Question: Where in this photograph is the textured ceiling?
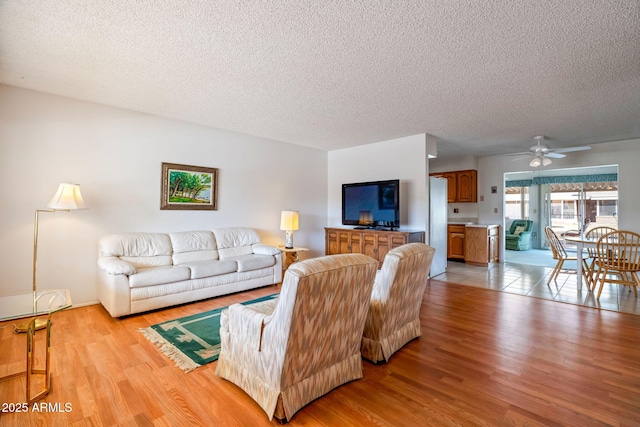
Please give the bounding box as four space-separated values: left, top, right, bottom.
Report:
1 1 639 157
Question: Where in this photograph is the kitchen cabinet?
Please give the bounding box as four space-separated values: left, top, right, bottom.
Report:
447 224 466 260
430 169 477 203
464 225 500 266
325 227 425 268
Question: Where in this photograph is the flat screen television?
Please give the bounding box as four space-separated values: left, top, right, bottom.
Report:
342 179 400 229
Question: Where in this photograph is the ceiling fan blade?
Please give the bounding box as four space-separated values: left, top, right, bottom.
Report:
501 151 531 157
545 152 566 159
553 145 591 153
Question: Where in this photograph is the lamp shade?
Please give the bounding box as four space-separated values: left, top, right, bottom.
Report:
529 156 542 168
280 210 299 231
47 183 87 210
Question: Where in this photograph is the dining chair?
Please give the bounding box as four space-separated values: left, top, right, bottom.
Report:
544 226 590 287
594 230 640 299
583 226 617 290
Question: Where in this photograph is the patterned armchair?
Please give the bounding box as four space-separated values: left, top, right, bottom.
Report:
361 243 435 363
505 219 534 251
215 253 378 422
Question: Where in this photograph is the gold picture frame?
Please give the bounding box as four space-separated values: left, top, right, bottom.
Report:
160 162 218 210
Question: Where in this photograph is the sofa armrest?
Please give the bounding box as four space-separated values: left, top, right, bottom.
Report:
97 256 137 275
252 243 281 256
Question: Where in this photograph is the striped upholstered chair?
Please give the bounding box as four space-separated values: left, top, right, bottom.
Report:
215 253 378 423
361 243 435 363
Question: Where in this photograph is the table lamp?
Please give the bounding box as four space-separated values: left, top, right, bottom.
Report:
280 210 299 249
16 183 87 332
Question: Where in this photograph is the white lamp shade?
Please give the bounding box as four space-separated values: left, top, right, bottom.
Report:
280 210 299 231
542 156 553 166
529 156 542 167
47 183 87 210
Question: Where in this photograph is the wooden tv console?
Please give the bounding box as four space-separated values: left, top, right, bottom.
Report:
325 227 425 267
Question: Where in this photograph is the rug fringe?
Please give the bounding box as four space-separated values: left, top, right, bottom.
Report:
139 327 201 373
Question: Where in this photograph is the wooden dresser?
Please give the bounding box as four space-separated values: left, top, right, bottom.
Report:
325 227 425 267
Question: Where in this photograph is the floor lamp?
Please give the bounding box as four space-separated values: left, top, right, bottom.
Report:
16 183 87 332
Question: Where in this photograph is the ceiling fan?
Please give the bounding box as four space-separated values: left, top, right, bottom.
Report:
515 136 591 167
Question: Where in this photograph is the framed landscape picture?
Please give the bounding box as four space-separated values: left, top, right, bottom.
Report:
160 162 218 210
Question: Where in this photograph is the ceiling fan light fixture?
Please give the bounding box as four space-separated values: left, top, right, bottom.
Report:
529 156 542 167
542 156 552 166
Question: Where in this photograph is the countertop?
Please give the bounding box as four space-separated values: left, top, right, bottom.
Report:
448 222 500 228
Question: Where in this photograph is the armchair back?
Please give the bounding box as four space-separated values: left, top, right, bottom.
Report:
216 253 378 422
361 243 435 362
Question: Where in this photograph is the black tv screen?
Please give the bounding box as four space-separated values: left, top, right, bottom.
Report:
342 179 400 228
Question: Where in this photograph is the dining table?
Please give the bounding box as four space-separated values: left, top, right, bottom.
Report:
564 234 599 290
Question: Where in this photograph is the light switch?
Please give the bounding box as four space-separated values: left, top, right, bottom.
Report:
494 208 498 213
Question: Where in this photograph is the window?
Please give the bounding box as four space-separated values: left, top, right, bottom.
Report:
505 186 529 219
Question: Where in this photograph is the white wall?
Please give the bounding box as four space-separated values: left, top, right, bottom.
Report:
0 85 327 306
327 134 428 231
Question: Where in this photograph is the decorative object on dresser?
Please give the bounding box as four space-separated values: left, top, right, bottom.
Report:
361 243 436 363
215 253 378 423
18 183 86 332
324 227 425 268
280 210 299 248
160 162 218 210
97 228 282 317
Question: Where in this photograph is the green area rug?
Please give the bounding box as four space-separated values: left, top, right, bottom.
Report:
140 293 279 372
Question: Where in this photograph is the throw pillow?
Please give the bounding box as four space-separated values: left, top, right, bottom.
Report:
513 225 525 236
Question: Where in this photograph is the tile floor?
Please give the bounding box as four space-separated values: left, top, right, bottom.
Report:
434 260 640 315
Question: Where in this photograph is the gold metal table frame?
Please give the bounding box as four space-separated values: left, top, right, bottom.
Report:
1 316 53 403
0 289 71 403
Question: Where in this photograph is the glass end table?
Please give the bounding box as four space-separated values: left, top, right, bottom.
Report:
0 289 71 403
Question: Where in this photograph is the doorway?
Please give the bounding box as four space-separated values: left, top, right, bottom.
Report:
504 165 618 264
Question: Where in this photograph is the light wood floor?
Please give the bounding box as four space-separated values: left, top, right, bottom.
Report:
2 278 640 426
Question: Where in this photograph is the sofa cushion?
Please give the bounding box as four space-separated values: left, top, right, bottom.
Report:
129 266 191 288
170 230 219 264
100 232 173 268
182 259 238 279
213 227 260 259
229 254 277 272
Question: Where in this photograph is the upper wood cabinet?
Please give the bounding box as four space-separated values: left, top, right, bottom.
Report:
430 169 477 203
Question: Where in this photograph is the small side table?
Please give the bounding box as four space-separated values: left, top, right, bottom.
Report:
0 289 71 403
278 246 310 273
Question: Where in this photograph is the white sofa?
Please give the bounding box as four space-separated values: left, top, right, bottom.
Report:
97 227 282 317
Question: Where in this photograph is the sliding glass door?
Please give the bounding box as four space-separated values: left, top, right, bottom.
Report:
505 166 618 254
542 178 618 249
